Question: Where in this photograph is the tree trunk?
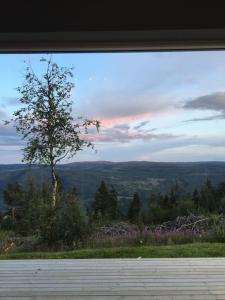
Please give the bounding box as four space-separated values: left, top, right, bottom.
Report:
51 163 57 207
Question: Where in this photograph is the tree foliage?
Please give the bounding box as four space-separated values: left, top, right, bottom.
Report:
4 182 24 207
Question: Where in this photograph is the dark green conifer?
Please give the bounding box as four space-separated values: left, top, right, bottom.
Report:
93 181 109 219
127 192 142 224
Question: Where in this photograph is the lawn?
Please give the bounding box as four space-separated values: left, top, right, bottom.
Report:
1 243 225 259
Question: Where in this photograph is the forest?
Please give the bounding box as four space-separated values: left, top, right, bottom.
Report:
1 177 225 254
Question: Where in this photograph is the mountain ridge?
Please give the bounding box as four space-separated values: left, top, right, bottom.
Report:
1 161 225 210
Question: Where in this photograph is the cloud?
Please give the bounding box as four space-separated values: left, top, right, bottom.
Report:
129 134 225 162
0 109 7 119
113 123 130 131
184 114 225 122
0 96 19 108
0 124 23 146
133 120 151 130
183 92 225 112
0 125 16 136
182 92 225 122
86 123 178 143
100 113 155 128
151 135 225 153
76 86 171 124
89 133 225 163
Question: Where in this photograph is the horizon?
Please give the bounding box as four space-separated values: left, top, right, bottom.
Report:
1 51 225 163
1 160 225 166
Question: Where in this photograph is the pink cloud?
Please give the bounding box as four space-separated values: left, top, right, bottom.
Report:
100 112 156 128
83 126 178 144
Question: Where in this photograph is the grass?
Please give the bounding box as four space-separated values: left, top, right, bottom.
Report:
1 243 225 259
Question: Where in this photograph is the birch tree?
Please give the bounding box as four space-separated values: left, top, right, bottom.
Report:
7 58 100 206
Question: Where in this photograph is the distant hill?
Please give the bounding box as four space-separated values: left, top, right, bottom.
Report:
1 161 225 210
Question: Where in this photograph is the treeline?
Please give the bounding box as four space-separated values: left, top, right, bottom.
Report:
1 178 225 247
91 178 225 224
146 179 225 224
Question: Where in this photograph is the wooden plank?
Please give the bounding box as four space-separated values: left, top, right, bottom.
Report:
2 296 225 300
1 259 225 299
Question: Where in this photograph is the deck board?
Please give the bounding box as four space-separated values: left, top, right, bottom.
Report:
1 258 225 299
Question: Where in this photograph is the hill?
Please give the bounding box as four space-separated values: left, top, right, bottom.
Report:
1 161 225 210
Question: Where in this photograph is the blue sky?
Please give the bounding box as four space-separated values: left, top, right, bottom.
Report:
1 51 225 163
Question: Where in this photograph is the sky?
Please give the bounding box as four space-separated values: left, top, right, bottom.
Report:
1 51 225 163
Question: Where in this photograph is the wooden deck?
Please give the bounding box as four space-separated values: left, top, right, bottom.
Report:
1 258 225 299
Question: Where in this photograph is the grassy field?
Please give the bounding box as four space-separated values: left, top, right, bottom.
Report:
1 243 225 259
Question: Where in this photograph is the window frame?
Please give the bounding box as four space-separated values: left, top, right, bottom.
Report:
1 29 225 53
